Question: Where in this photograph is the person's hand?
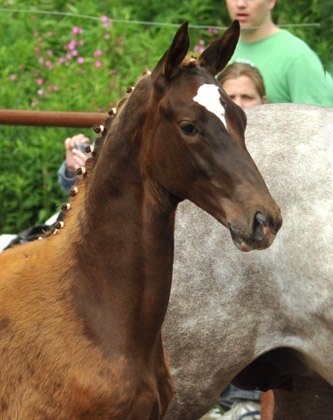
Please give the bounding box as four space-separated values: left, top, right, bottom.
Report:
64 134 90 176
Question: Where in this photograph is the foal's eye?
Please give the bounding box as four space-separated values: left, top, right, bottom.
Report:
180 123 197 136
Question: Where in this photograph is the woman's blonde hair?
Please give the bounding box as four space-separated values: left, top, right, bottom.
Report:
218 62 266 99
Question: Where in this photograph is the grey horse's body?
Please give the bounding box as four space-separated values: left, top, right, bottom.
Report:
163 104 333 419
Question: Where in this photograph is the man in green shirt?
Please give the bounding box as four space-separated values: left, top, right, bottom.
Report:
225 0 333 106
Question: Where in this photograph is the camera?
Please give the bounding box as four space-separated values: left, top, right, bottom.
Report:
74 143 89 155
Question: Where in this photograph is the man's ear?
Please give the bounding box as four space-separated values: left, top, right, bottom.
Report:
269 0 277 11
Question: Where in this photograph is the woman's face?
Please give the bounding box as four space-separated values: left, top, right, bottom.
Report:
222 75 266 108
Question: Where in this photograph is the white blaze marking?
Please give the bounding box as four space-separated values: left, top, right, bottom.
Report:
193 84 227 128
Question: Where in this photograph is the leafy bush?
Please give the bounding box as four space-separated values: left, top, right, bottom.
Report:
0 0 331 233
0 124 89 232
0 1 186 233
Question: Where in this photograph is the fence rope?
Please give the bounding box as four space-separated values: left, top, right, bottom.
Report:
0 8 321 30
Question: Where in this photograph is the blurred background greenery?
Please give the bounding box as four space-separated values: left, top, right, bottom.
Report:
0 0 332 233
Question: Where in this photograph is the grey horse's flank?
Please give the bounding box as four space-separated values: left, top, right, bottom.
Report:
163 103 333 420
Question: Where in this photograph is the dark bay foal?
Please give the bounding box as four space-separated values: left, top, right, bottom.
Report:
0 21 281 419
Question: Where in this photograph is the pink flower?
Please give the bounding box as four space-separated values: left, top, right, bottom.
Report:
47 49 53 56
71 50 78 57
58 57 66 64
194 40 205 53
208 27 218 34
37 89 45 96
77 57 84 64
78 40 85 46
71 26 83 35
68 40 77 50
37 78 44 86
9 74 16 81
38 57 44 63
95 60 102 67
45 60 53 69
194 46 205 53
66 52 73 59
101 15 111 28
93 50 103 57
104 33 110 40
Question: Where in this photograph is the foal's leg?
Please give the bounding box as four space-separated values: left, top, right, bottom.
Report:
273 375 333 420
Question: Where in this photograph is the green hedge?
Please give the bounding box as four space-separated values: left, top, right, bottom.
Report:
1 0 332 233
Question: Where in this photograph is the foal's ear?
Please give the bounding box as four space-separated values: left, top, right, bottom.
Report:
198 20 240 76
152 21 190 84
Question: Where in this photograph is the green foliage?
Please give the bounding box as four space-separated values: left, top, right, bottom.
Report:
0 125 87 232
0 0 331 233
273 0 333 73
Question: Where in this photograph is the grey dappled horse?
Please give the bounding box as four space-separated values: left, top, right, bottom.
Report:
163 103 333 420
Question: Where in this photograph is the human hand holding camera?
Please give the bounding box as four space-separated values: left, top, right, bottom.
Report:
64 134 90 177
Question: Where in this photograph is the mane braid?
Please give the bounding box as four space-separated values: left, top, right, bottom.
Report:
52 94 131 228
90 96 129 165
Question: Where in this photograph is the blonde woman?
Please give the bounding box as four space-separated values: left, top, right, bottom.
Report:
218 62 267 108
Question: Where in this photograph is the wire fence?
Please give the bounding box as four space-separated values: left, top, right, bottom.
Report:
0 7 321 30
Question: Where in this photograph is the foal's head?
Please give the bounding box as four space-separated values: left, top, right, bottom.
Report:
107 21 282 251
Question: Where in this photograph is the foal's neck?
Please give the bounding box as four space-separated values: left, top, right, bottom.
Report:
64 112 176 357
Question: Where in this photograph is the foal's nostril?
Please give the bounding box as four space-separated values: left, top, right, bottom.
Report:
273 217 283 235
255 212 268 227
253 212 268 241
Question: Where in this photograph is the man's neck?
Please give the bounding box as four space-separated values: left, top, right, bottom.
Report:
240 22 280 43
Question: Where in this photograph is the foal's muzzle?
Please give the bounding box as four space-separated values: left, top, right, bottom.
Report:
229 211 282 252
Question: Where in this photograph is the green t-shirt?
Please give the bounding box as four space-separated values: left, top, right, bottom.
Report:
230 30 333 106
